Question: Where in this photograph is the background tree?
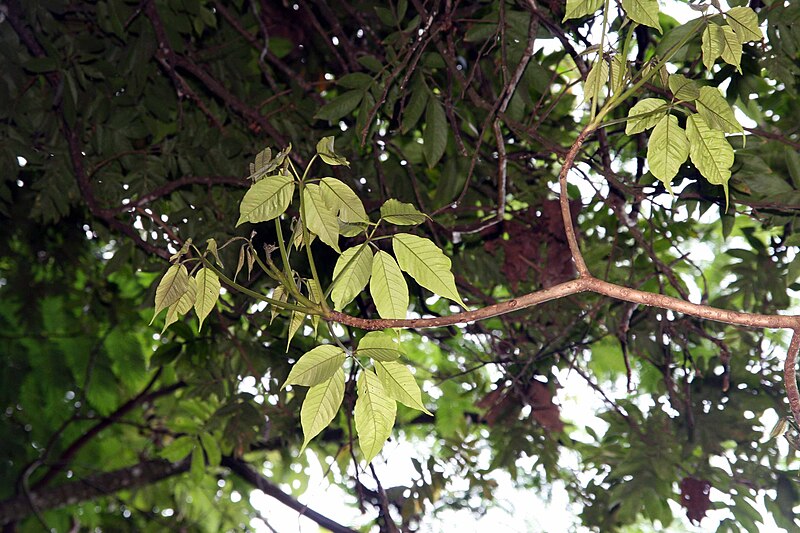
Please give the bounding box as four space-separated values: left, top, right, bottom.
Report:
2 0 800 531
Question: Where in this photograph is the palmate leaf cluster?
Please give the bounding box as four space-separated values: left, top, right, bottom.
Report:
2 0 800 531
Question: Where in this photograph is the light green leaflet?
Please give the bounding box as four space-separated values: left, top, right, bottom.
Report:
282 345 346 388
668 74 699 102
300 368 345 452
355 370 397 463
647 114 689 194
726 7 761 44
159 435 195 462
287 311 305 350
319 177 368 224
696 86 742 134
199 433 221 467
686 114 734 201
423 98 447 168
236 172 295 226
702 23 724 70
330 244 374 310
307 278 323 334
380 199 427 225
720 25 743 72
610 55 626 96
163 276 196 333
206 238 223 267
357 331 403 362
370 250 408 319
583 59 608 104
303 183 340 253
375 361 432 415
316 136 350 167
270 285 287 324
621 0 661 32
194 268 220 330
393 234 465 307
625 98 667 135
563 0 602 21
151 263 189 324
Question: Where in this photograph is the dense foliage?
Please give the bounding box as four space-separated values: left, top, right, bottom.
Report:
2 0 800 531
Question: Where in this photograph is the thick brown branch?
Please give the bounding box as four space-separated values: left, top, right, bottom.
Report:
558 127 592 277
784 330 800 426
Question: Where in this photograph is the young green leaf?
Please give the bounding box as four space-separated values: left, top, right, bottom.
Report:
303 183 340 253
307 278 323 334
647 114 689 194
719 25 743 72
151 264 190 325
163 276 196 333
686 114 734 202
380 199 427 225
423 98 447 169
282 345 346 389
300 368 345 452
375 361 432 415
726 7 761 43
237 172 295 226
316 136 350 167
583 58 609 104
357 331 403 362
701 23 724 70
160 435 195 462
330 244 374 311
170 238 192 263
563 0 602 21
610 55 627 95
206 238 223 267
194 268 221 330
696 86 742 133
319 177 368 224
190 446 205 480
287 311 305 350
625 98 668 135
621 0 661 32
270 285 288 324
355 369 397 463
393 233 465 308
314 90 364 122
199 433 221 467
668 74 700 101
370 250 408 320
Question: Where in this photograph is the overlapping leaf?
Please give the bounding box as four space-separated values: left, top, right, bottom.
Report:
355 370 397 463
423 98 447 168
357 331 403 362
686 114 734 200
237 172 295 226
621 0 661 32
330 244 374 310
151 264 190 324
647 115 689 194
194 268 220 330
303 183 340 252
583 59 609 103
726 7 761 43
282 345 346 388
625 98 667 135
380 199 427 225
375 361 432 415
702 23 724 70
696 86 742 134
563 0 602 21
370 251 408 319
300 368 345 452
319 177 368 224
393 234 465 308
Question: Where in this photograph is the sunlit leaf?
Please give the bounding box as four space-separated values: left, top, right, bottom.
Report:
696 86 742 133
621 0 661 32
370 251 408 320
686 114 734 203
647 114 689 194
726 7 761 43
393 234 465 307
236 172 295 226
583 58 609 103
303 183 340 253
355 369 397 463
151 264 190 325
668 74 699 101
300 368 345 452
316 136 350 167
163 276 196 333
330 244 374 311
282 345 346 389
194 268 221 330
563 0 602 21
380 199 427 225
160 435 195 462
625 98 668 135
375 361 432 415
702 23 724 70
199 433 221 467
719 25 743 72
319 177 368 224
357 331 403 362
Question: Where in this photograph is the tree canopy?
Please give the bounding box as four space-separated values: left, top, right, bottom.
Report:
2 0 800 531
